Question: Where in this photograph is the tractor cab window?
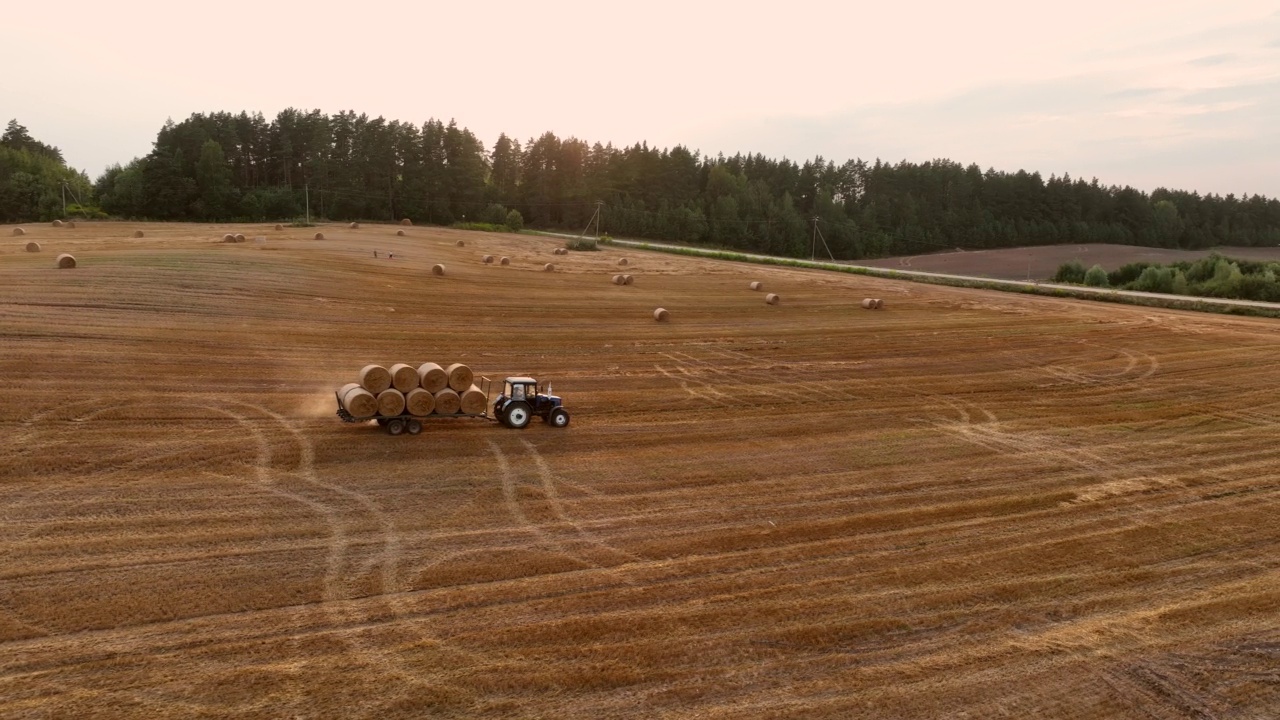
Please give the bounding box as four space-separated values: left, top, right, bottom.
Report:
511 384 525 401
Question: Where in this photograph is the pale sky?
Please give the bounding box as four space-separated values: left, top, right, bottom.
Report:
4 1 1278 197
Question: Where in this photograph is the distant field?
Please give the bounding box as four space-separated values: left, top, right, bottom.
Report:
861 243 1280 281
2 222 1279 718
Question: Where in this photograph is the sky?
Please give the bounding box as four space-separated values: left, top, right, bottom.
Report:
3 0 1278 197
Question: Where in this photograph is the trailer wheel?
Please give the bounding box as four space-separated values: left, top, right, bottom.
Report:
504 402 532 429
386 418 405 435
407 419 422 435
548 408 570 428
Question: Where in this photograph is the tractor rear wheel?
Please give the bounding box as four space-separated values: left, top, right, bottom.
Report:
386 418 405 435
548 408 570 428
504 402 532 429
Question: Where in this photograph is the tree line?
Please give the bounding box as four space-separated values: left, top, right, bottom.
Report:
7 111 1280 259
0 120 93 223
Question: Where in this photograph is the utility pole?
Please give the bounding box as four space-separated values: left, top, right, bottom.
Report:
305 184 310 225
61 182 66 217
595 201 604 239
811 216 820 261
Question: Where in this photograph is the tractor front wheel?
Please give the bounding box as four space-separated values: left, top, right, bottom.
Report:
548 408 570 428
504 402 532 429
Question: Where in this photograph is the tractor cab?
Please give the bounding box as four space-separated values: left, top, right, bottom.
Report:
493 376 570 429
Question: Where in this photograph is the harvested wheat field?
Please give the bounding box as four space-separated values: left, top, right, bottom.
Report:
1 221 1279 718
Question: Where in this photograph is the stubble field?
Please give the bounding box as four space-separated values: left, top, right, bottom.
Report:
1 222 1278 718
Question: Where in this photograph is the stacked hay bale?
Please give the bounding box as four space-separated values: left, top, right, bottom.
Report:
338 361 488 420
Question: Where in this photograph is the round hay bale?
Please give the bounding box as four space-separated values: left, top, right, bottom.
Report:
653 307 669 322
874 298 884 309
623 274 634 285
455 239 465 247
400 218 412 226
339 382 362 399
314 232 325 240
56 253 76 269
861 298 875 309
52 219 63 228
749 281 763 291
222 233 236 242
234 233 246 242
13 228 25 236
612 274 623 285
133 230 144 238
405 387 435 416
618 258 629 266
67 221 76 229
544 263 555 272
341 385 378 418
24 241 40 252
433 388 461 415
349 222 360 229
500 256 510 266
459 384 487 415
388 363 419 393
765 293 780 305
377 388 406 417
417 362 448 393
432 264 446 276
274 224 283 231
444 363 474 393
358 364 392 394
396 229 406 236
483 255 494 264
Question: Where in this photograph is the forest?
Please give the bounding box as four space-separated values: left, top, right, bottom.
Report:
5 111 1280 260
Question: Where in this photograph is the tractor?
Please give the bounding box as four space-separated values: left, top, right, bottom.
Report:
493 377 570 429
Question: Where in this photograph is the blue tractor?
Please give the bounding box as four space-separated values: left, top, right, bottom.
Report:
493 377 570 429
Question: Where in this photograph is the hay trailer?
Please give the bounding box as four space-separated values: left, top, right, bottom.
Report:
336 376 571 435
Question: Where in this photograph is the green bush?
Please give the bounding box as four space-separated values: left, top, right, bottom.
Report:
1084 265 1109 287
1052 260 1086 283
452 221 510 232
505 209 523 232
565 236 599 251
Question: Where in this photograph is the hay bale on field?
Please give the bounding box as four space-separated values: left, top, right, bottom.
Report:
483 255 494 264
349 222 360 229
314 232 325 240
25 241 40 252
234 233 246 242
433 388 461 415
623 274 634 285
133 230 144 238
377 388 406 417
765 293 780 305
274 224 283 231
874 298 884 309
455 239 465 247
52 220 63 227
388 363 419 393
612 274 623 285
56 253 76 268
340 384 378 418
432 264 446 276
222 233 236 242
544 263 555 271
417 362 447 393
861 298 875 309
445 363 473 392
396 229 405 236
500 256 510 265
459 384 487 415
618 258 629 266
359 364 392 394
401 218 412 226
749 281 763 291
67 221 76 229
13 228 25 236
653 307 669 321
405 387 435 416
